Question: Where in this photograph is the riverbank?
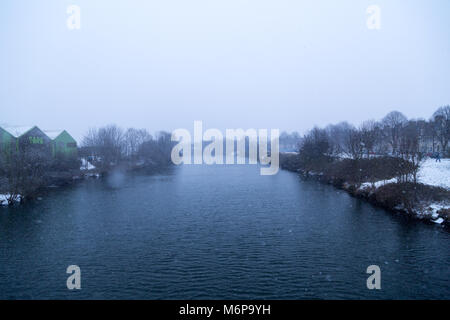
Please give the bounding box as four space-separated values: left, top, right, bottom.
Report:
280 153 450 227
2 164 449 299
0 170 97 206
0 157 172 206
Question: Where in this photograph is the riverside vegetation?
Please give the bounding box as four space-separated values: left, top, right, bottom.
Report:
280 107 450 226
0 125 174 205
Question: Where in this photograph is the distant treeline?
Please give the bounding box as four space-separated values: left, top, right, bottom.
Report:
283 106 449 183
0 125 175 204
80 125 175 172
297 105 449 164
279 132 302 152
0 137 80 204
280 106 450 217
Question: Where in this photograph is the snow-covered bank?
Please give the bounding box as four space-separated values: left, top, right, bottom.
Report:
0 194 22 206
280 152 450 227
359 178 397 190
355 158 450 191
291 164 450 226
344 181 449 225
418 158 450 189
80 158 96 171
355 158 450 223
423 204 449 224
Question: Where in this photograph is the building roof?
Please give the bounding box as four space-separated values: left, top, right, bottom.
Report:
0 126 75 142
43 130 64 140
1 126 35 138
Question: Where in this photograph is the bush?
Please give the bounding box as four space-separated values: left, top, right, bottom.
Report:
315 156 413 185
374 183 450 212
279 153 302 172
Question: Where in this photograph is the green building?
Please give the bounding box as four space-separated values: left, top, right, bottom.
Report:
0 126 16 157
0 126 78 160
45 130 78 158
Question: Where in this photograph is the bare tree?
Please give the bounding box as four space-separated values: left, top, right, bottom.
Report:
345 128 364 160
137 131 175 167
398 120 425 183
2 149 51 203
360 120 380 158
279 131 302 152
298 127 333 173
81 125 125 169
123 128 152 159
432 105 450 156
325 122 354 156
382 111 407 155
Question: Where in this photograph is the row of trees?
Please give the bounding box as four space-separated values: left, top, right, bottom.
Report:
0 150 49 204
302 106 449 159
297 106 449 184
80 125 174 171
0 144 79 204
279 131 302 152
0 124 174 203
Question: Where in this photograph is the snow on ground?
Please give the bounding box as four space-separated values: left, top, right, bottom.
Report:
418 158 450 190
432 218 444 224
80 158 96 171
336 153 353 159
0 195 7 206
428 203 448 219
0 194 22 206
358 158 449 191
360 178 397 190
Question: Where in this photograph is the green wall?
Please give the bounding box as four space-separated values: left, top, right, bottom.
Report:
0 127 78 161
0 127 16 156
52 131 78 158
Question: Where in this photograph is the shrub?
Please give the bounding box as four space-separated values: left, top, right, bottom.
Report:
374 183 450 213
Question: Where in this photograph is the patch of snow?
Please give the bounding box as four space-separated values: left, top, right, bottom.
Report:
426 203 449 219
432 218 444 224
418 158 450 190
1 126 34 138
359 178 397 190
429 203 448 215
335 153 353 159
43 130 64 140
417 202 449 220
85 172 100 178
0 194 22 206
80 158 96 171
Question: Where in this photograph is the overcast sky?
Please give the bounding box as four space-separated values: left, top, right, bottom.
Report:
1 0 449 141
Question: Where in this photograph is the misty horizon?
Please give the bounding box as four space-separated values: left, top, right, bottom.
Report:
1 0 449 142
1 0 449 303
0 107 444 144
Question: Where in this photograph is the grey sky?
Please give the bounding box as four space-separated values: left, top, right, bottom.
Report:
1 0 449 142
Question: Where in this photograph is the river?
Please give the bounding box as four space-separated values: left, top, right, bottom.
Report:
0 165 449 299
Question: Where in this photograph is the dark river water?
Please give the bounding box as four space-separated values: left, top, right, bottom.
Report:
0 165 449 299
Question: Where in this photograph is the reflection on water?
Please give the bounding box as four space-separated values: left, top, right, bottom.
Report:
0 165 449 299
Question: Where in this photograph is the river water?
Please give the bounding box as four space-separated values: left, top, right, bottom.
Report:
0 165 449 299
